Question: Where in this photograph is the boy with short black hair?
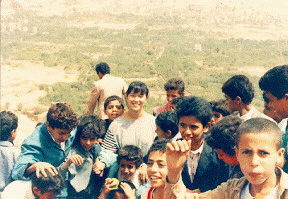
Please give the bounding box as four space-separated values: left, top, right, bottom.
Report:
0 111 20 192
209 99 231 125
206 115 243 178
2 168 64 199
155 111 178 139
176 96 229 192
259 65 288 171
222 75 272 121
108 145 148 198
153 78 185 116
165 118 288 198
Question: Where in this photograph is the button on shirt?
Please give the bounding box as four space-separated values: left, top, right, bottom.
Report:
187 143 204 183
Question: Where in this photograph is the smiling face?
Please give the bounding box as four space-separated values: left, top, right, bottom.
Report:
146 151 168 188
126 91 147 112
105 100 124 121
80 132 99 151
235 132 284 188
119 159 137 180
178 116 209 150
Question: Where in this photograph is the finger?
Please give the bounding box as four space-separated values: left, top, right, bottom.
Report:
166 142 174 152
36 167 41 178
171 140 180 151
40 167 48 177
50 165 58 175
46 166 56 176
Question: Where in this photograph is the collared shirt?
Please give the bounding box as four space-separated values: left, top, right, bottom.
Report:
187 142 204 182
0 141 20 191
240 182 278 199
278 118 288 135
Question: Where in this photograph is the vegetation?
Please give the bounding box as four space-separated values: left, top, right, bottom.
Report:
2 11 288 115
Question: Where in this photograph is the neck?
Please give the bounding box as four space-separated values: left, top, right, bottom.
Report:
250 172 278 198
153 186 164 199
191 139 204 151
126 109 145 120
239 104 253 116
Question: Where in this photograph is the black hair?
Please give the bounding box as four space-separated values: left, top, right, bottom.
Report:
171 96 185 107
104 95 124 110
164 78 185 94
155 111 178 138
236 118 282 149
146 139 170 160
209 100 231 116
117 145 143 168
222 75 254 104
259 65 288 99
176 96 212 126
95 62 110 74
47 103 78 131
31 168 64 194
126 81 149 97
0 111 18 141
206 116 243 156
73 115 105 146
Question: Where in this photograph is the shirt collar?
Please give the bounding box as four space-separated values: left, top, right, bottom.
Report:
191 141 204 155
0 140 14 147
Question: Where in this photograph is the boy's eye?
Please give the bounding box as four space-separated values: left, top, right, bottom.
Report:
116 105 122 110
242 150 251 154
179 123 186 127
146 161 153 166
259 150 269 156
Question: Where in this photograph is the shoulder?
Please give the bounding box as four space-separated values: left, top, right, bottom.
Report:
140 186 154 199
2 180 32 198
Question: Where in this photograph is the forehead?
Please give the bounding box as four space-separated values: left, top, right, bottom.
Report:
120 159 136 166
81 132 96 138
178 116 203 126
148 151 166 161
238 132 278 151
166 90 181 96
107 100 122 106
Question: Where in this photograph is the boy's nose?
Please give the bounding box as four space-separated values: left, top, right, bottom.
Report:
250 154 260 166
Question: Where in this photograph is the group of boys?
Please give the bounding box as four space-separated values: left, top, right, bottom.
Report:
1 64 288 199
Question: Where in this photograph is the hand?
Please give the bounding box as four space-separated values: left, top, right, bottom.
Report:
31 162 58 178
102 178 119 195
93 158 105 176
138 163 148 184
120 182 136 199
68 154 84 165
166 139 191 183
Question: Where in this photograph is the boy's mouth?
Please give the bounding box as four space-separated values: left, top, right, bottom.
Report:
248 172 262 178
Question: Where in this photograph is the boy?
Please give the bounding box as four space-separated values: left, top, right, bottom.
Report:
108 145 148 198
103 95 125 132
153 78 185 116
259 65 288 170
99 178 136 199
222 75 272 121
12 103 78 197
206 115 243 178
0 111 20 191
2 168 64 199
87 62 127 119
176 96 229 192
209 100 231 125
155 111 178 139
164 118 288 198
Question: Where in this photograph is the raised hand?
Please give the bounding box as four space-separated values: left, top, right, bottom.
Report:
166 139 191 183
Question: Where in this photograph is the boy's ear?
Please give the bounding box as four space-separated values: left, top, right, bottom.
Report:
9 129 17 141
235 96 242 104
166 130 172 138
276 148 285 167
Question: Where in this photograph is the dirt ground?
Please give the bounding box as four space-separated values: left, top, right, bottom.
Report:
1 61 78 146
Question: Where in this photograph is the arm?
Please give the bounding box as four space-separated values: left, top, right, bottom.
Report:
87 84 100 115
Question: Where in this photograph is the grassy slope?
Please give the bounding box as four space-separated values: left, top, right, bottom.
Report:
2 12 288 115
